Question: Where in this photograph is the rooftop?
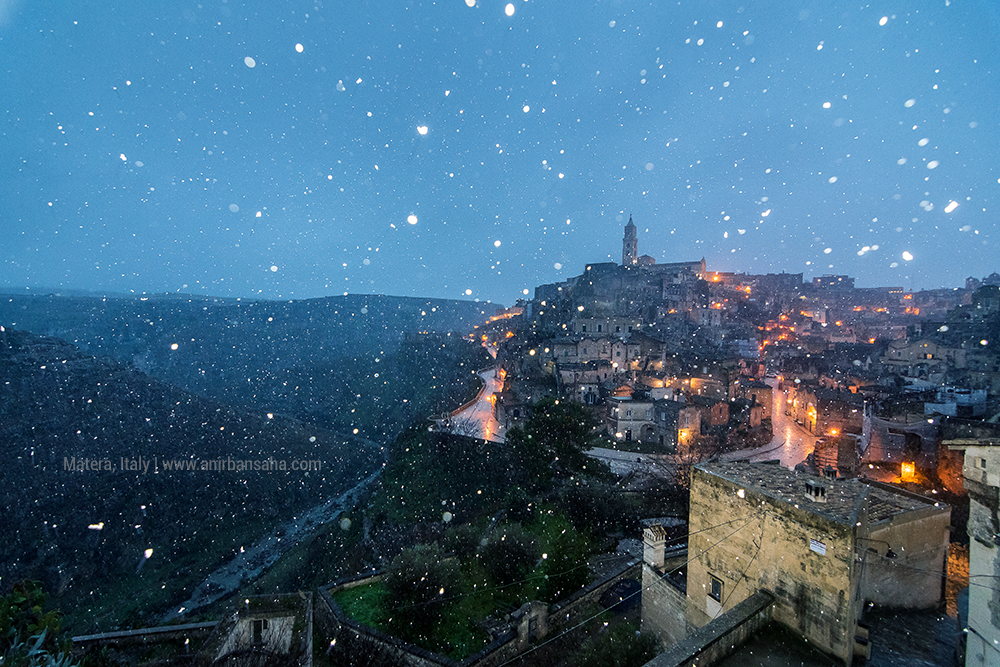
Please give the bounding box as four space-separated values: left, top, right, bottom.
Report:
696 461 944 526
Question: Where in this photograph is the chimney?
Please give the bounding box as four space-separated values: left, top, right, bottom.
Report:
805 479 828 503
643 525 669 568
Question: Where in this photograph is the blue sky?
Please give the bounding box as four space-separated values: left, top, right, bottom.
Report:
2 0 998 305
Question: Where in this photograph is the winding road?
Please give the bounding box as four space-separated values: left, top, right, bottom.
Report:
449 367 505 442
722 377 818 468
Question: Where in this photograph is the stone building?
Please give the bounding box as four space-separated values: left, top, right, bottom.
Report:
199 593 312 666
623 215 639 266
652 399 701 454
608 396 655 442
881 337 968 381
740 380 773 422
642 461 951 665
532 219 705 322
570 316 643 337
948 438 1000 667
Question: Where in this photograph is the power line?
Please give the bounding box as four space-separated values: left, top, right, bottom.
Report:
713 518 763 619
384 516 748 612
498 517 756 665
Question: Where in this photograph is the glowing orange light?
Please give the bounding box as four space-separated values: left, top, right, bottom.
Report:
901 462 916 481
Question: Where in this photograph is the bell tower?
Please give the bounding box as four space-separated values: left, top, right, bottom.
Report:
622 215 638 266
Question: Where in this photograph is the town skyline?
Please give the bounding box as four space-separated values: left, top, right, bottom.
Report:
5 228 995 306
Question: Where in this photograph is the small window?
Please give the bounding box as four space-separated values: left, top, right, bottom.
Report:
980 458 988 469
709 576 723 602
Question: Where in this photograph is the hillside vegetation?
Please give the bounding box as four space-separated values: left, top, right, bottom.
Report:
0 327 383 632
0 292 496 438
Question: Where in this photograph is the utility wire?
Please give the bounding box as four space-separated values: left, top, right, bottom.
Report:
497 517 756 666
713 517 763 619
384 516 749 611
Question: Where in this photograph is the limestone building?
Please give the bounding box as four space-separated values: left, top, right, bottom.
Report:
642 461 951 665
532 218 706 321
950 438 1000 667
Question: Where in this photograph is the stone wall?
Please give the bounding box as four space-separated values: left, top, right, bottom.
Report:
71 621 219 659
317 558 640 667
862 498 951 609
548 558 641 630
317 580 460 667
642 590 775 667
641 561 693 648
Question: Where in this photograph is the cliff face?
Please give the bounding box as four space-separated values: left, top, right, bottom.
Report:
0 327 381 630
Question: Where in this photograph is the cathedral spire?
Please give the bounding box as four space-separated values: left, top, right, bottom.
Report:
622 214 638 266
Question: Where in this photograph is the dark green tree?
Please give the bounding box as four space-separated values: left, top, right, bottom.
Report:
568 621 658 667
558 481 641 535
507 398 598 489
383 544 460 643
478 524 540 586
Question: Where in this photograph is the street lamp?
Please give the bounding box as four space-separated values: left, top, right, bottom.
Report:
856 537 897 559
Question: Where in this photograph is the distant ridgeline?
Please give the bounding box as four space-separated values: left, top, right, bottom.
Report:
0 292 496 438
0 327 382 632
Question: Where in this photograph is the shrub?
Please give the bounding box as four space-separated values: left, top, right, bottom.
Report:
477 524 540 587
383 544 460 643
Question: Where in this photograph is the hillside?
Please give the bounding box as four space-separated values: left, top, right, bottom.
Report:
0 292 497 438
0 327 382 632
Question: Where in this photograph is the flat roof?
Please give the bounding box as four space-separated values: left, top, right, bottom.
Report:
695 461 944 525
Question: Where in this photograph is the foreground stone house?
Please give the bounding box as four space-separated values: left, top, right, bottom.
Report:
642 461 951 665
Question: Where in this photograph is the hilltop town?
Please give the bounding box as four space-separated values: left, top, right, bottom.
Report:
11 220 1000 667
484 216 999 478
464 217 1000 666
